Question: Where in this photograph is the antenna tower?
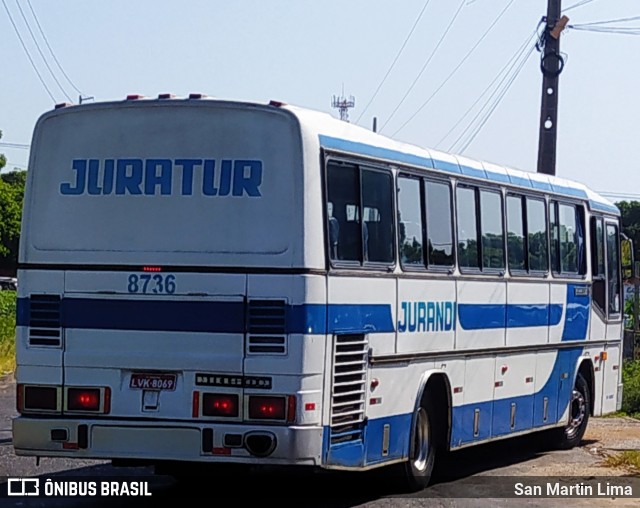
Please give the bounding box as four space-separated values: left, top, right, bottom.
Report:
331 91 355 122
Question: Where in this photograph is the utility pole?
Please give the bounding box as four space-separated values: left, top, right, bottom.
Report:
536 0 569 176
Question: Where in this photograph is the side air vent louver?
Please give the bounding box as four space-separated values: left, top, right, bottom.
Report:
247 300 286 355
329 334 368 445
28 295 62 347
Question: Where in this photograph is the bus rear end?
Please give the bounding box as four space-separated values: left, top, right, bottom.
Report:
13 98 326 468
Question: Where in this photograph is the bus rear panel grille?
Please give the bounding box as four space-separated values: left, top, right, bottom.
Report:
329 334 368 445
28 295 62 347
247 299 287 355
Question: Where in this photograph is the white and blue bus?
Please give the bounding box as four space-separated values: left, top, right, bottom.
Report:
13 96 624 489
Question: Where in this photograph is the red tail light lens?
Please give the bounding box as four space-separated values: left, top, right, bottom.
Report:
202 394 239 417
67 388 101 411
248 396 286 420
23 385 58 412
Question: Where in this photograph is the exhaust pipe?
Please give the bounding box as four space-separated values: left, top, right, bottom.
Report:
244 432 277 458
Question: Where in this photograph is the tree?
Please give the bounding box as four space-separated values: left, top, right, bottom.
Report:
0 130 26 275
616 201 640 265
0 130 6 172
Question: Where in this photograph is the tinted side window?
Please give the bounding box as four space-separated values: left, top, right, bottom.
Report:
507 195 525 271
607 224 621 314
327 163 360 262
480 190 504 270
559 204 578 274
362 169 394 264
397 176 424 267
425 180 454 267
526 197 548 272
549 202 560 272
456 186 479 269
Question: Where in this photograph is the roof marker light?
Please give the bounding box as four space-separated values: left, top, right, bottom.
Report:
188 93 207 99
126 94 145 100
269 100 286 107
55 102 72 109
158 93 176 99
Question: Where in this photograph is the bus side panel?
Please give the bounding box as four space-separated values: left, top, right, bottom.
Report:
456 280 506 350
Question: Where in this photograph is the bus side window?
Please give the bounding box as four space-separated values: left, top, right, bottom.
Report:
362 169 394 264
326 162 361 262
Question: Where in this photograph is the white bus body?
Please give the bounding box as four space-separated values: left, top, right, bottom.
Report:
13 98 623 487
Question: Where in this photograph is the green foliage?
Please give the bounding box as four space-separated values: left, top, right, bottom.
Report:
616 201 640 264
0 169 26 271
0 129 5 172
622 359 640 417
0 290 16 374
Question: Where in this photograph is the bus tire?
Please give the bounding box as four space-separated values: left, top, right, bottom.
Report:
402 399 436 491
553 373 590 450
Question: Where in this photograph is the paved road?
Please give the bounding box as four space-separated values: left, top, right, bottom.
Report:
1 375 638 507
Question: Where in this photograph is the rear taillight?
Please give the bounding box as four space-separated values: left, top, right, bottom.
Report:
202 394 239 417
248 396 286 420
65 387 110 414
67 388 100 411
19 385 60 413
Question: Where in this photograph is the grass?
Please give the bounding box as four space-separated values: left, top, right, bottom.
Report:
603 451 640 473
621 359 640 418
0 290 16 375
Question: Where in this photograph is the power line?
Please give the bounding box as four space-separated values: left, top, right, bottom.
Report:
0 142 30 149
451 36 538 153
390 0 518 138
569 25 640 36
573 15 640 26
355 0 433 124
13 0 71 102
598 191 640 200
563 0 597 13
26 0 83 96
436 27 538 149
380 0 467 133
1 0 55 101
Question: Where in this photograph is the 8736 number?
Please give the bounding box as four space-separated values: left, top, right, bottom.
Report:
127 274 176 294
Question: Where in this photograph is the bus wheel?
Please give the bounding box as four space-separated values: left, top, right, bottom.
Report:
554 373 590 450
403 402 435 491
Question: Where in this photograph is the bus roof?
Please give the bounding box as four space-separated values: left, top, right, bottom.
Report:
46 97 619 216
282 103 619 216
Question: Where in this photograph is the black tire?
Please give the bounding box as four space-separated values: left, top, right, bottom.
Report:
553 372 590 450
400 399 436 491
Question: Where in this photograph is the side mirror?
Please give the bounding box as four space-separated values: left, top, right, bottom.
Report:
621 234 635 280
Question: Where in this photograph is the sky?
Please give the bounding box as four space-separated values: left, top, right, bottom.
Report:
1 0 639 201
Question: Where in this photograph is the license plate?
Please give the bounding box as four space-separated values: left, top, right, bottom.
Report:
130 373 177 391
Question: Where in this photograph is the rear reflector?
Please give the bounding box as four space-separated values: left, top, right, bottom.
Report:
202 393 239 417
67 388 101 411
23 385 58 412
192 391 200 418
248 396 286 420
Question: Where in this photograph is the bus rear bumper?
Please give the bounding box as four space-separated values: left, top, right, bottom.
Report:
12 417 323 466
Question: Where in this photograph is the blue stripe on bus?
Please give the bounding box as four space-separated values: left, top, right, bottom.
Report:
561 284 590 341
324 346 583 466
460 165 486 179
589 200 619 214
17 298 570 334
319 135 435 170
450 346 581 446
319 135 615 211
459 304 563 330
433 159 461 175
